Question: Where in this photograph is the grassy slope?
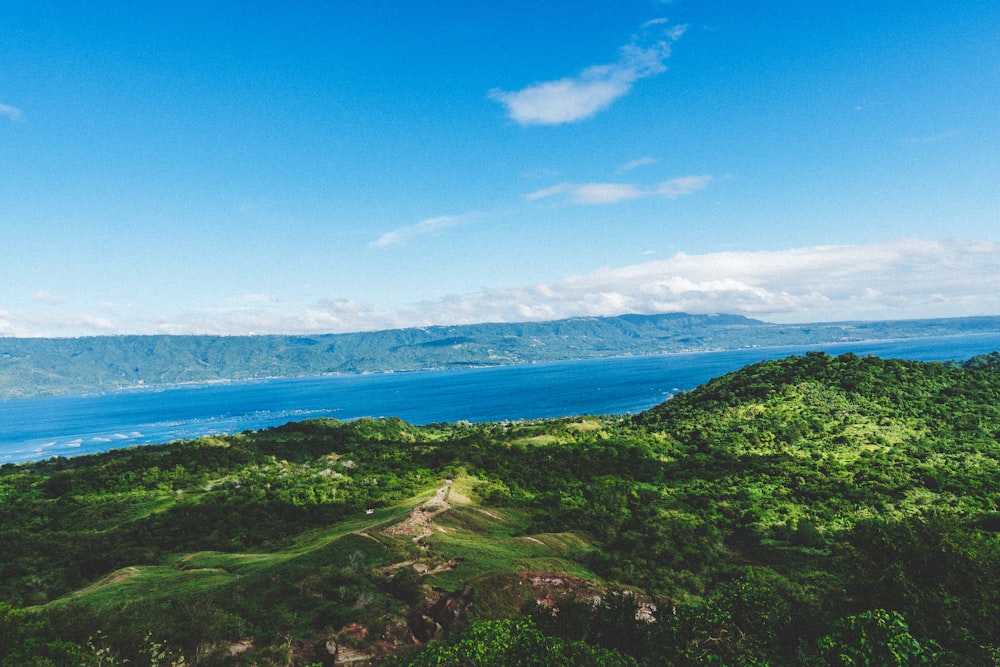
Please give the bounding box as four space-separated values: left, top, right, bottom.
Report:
29 463 602 667
51 475 593 610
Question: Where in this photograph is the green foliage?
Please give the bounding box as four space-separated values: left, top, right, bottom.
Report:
841 511 1000 661
529 572 821 666
814 609 939 666
959 350 1000 374
0 602 87 666
2 351 1000 665
386 565 425 606
387 618 637 666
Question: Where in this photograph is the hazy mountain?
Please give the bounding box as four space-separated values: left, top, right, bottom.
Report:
2 312 1000 400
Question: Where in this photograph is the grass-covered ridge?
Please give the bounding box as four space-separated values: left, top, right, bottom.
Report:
2 352 999 665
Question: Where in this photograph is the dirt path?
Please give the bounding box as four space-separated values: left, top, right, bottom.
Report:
382 480 453 541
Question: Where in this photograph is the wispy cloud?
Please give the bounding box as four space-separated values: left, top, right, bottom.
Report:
1 312 117 337
0 103 24 122
524 183 571 201
523 182 648 205
0 309 13 336
489 22 686 125
148 298 395 336
617 156 657 173
657 174 713 198
373 215 463 247
305 299 398 333
526 174 712 205
31 290 64 305
641 18 671 29
572 183 645 204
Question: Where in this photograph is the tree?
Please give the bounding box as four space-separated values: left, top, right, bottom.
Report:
814 609 939 666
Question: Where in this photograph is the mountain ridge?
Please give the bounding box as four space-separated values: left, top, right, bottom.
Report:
2 312 1000 400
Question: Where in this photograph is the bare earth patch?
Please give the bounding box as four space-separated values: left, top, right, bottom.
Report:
382 481 452 542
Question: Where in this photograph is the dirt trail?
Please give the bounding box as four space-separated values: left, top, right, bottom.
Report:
382 480 453 541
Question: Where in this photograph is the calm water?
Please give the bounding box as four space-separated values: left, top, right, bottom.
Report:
2 334 999 463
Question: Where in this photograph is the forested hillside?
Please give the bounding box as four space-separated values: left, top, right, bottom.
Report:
2 352 999 665
3 313 1000 399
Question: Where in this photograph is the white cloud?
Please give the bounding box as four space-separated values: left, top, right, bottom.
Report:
572 183 645 204
149 299 407 337
56 314 117 333
303 299 407 333
373 215 462 247
157 238 1000 334
31 290 64 305
489 23 686 125
526 175 712 205
657 174 713 198
2 312 117 337
393 238 1000 326
5 239 998 337
489 74 631 126
0 103 24 122
617 156 657 173
0 309 13 336
524 183 571 201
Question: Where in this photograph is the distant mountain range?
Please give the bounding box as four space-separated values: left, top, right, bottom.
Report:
2 312 1000 400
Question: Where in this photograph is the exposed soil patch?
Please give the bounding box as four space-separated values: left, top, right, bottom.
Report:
382 481 452 542
105 568 139 585
521 571 603 607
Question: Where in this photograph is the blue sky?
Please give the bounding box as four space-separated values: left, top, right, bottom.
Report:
1 1 998 336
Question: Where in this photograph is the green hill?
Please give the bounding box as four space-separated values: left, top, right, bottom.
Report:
2 352 999 665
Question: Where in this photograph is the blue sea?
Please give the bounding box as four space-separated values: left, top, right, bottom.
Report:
2 333 999 464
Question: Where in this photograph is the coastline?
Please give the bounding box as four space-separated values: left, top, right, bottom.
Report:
2 331 1000 465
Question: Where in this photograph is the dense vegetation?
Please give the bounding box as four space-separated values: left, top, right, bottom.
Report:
1 351 999 665
3 313 1000 399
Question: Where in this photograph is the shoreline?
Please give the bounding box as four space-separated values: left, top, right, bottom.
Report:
2 332 999 465
5 328 1000 405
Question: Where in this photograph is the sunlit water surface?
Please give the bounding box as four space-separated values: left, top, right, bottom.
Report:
2 333 999 463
